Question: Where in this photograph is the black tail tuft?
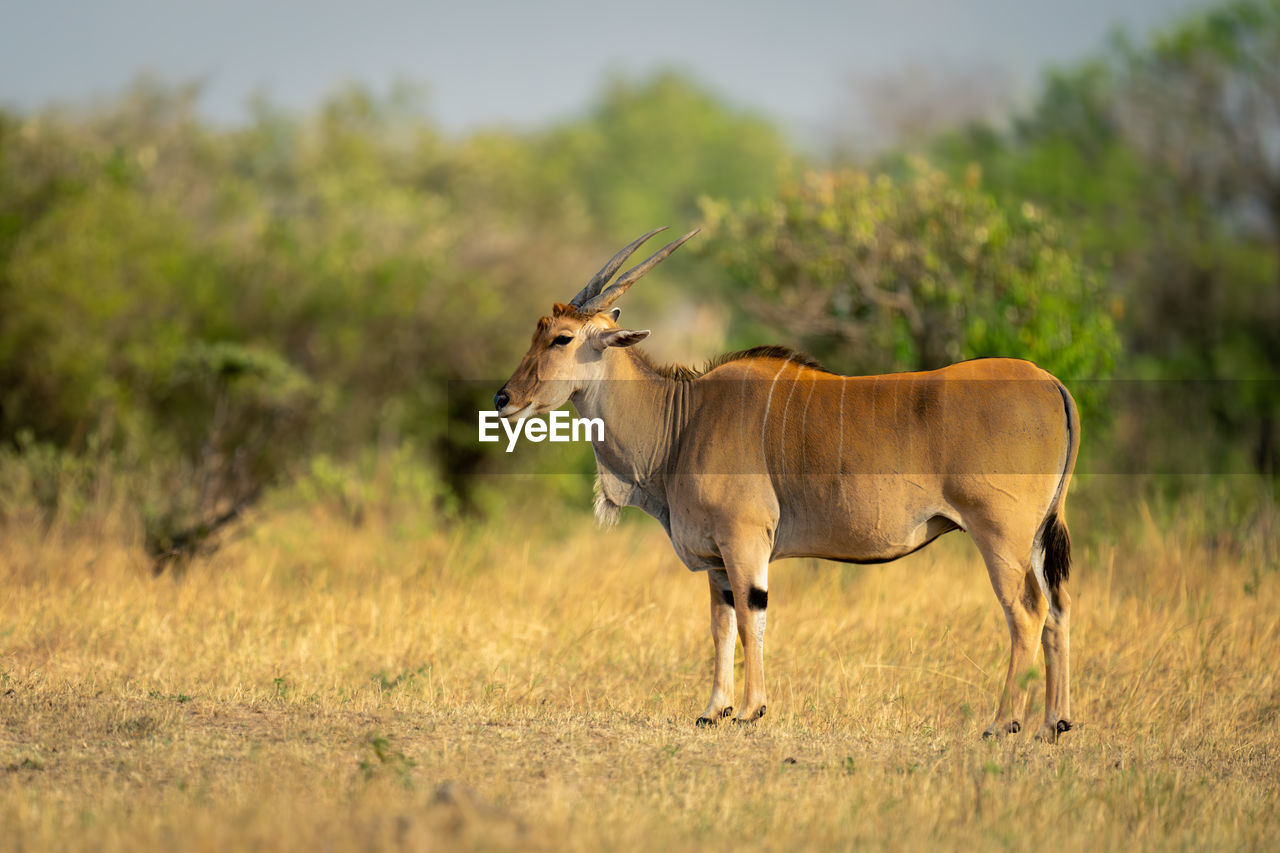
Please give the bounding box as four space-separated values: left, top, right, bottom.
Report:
1042 512 1072 593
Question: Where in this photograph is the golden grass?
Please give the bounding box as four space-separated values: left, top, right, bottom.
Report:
2 488 1279 851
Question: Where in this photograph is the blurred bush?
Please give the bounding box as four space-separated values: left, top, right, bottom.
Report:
700 163 1119 386
0 73 789 550
143 341 321 570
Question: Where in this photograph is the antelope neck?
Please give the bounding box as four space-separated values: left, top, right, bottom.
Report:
570 348 689 487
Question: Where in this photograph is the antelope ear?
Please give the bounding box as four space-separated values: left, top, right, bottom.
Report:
595 328 649 350
608 307 621 322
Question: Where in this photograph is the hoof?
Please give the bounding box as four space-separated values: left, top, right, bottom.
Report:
734 705 766 724
982 720 1021 739
1034 720 1073 743
1035 719 1074 743
695 707 733 727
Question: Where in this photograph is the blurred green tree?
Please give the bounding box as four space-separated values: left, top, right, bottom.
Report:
921 0 1280 477
539 71 793 237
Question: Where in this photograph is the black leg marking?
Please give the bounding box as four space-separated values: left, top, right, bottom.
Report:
1056 719 1073 734
1006 720 1021 734
747 587 768 611
721 706 734 718
734 705 766 724
720 588 735 608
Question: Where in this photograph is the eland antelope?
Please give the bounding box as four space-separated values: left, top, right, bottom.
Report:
495 228 1078 742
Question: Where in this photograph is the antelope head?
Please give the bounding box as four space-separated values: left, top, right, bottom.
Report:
494 227 699 418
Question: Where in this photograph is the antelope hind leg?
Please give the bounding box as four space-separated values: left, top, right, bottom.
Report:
1034 583 1073 742
976 542 1048 739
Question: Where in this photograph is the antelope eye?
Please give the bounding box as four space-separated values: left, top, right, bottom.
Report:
551 334 573 347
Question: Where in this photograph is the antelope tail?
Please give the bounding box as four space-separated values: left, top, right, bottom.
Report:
1041 380 1080 600
1042 511 1071 593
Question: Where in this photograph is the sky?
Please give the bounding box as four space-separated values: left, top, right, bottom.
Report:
2 0 1214 140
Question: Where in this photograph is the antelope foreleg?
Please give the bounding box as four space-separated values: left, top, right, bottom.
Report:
722 538 771 724
697 569 737 726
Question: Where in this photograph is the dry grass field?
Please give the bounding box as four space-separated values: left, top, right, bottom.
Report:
3 482 1279 851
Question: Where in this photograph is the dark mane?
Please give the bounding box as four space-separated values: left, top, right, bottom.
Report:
636 344 834 381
